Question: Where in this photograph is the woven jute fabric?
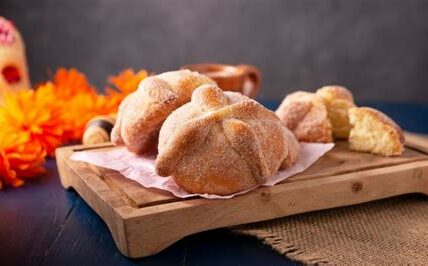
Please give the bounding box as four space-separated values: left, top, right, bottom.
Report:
232 194 428 264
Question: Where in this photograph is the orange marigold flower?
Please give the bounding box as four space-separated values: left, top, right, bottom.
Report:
106 68 149 105
53 68 96 99
61 92 117 142
107 68 149 94
0 127 46 188
0 83 64 156
0 67 150 189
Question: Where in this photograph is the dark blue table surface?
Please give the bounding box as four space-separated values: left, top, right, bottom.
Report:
1 102 427 266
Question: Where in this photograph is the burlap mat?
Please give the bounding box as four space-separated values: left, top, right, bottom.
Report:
232 194 428 264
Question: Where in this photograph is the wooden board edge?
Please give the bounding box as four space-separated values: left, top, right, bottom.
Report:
116 160 428 257
55 135 428 258
56 146 132 256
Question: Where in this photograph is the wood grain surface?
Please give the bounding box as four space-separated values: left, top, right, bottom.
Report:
56 133 428 258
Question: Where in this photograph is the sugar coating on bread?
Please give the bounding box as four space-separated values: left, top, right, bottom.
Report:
316 85 354 103
155 84 299 195
275 91 333 143
280 127 300 169
348 107 405 156
316 86 356 139
111 70 216 154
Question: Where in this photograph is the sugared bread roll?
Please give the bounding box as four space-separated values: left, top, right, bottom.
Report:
316 86 356 139
348 107 405 156
156 84 299 195
275 91 333 143
111 70 216 154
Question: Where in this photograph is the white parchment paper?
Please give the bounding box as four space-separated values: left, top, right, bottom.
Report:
71 142 334 199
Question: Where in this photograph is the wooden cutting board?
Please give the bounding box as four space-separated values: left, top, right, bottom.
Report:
56 132 428 258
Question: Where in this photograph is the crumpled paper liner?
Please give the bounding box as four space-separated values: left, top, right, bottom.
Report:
70 143 334 199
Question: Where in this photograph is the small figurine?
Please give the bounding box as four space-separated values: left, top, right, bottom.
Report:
0 16 31 100
83 115 117 145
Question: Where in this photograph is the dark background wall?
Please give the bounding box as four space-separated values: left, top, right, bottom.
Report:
1 0 428 102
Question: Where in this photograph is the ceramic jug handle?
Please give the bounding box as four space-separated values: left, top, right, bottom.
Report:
236 64 261 98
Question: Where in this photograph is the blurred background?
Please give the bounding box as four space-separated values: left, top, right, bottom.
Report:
1 0 428 102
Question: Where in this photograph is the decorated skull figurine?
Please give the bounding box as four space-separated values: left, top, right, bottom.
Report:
0 16 30 100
